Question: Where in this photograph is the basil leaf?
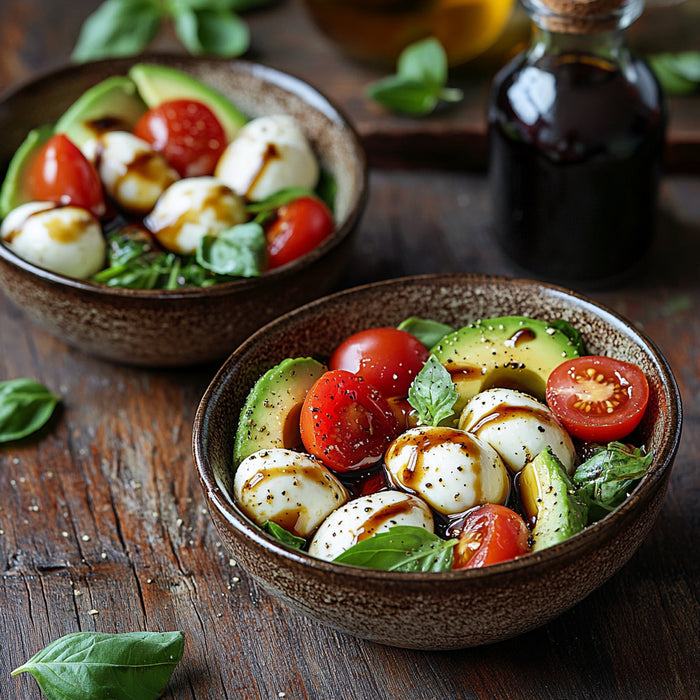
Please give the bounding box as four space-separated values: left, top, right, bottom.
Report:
366 38 463 116
262 521 306 551
407 354 458 427
334 525 457 572
548 319 586 356
173 7 250 57
366 75 442 116
573 442 654 522
398 37 447 89
0 379 60 443
72 0 162 62
12 631 184 700
196 222 265 276
648 52 700 95
315 168 338 215
397 317 455 349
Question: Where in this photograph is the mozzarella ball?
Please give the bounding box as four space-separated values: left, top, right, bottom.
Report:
215 115 319 201
144 176 248 254
1 201 106 279
83 131 178 215
384 426 509 516
458 388 576 475
233 448 349 538
308 490 434 562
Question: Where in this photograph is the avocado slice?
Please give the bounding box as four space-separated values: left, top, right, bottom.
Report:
0 124 54 218
54 76 147 149
128 64 248 142
233 357 327 467
519 447 588 552
430 315 579 415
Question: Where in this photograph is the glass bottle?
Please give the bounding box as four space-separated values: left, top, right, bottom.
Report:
488 0 666 287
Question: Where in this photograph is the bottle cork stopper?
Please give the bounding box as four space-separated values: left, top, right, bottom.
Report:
537 0 630 33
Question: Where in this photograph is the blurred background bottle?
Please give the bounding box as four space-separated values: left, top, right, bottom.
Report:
302 0 518 67
487 0 667 287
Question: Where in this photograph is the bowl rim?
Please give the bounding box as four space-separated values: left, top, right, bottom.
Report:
0 54 368 299
192 272 683 582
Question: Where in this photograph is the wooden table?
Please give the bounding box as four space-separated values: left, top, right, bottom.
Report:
1 2 698 699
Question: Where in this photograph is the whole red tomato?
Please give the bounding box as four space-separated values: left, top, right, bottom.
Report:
330 327 429 398
134 99 227 177
300 369 400 473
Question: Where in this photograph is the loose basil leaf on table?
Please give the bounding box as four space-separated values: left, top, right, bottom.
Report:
366 38 464 116
648 51 700 95
11 630 185 700
407 354 458 427
334 525 457 572
0 379 60 443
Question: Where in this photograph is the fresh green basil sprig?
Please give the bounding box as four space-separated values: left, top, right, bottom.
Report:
0 379 60 443
397 316 455 349
12 631 184 700
72 0 272 63
366 37 464 116
407 354 458 427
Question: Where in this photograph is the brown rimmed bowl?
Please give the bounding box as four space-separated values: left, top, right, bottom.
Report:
0 55 367 366
192 273 682 649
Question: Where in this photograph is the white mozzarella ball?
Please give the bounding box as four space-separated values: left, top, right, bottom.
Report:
84 131 178 215
144 176 248 254
1 201 106 279
215 115 319 201
233 448 349 538
384 426 510 516
308 490 434 562
458 387 576 475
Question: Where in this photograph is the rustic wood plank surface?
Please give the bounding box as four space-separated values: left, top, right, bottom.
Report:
0 2 698 699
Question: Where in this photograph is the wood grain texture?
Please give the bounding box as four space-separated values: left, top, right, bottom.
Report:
0 2 698 698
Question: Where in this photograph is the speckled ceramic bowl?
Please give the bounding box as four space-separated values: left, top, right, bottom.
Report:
192 274 682 649
0 55 366 366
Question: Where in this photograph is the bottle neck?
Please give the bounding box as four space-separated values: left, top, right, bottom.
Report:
520 0 644 35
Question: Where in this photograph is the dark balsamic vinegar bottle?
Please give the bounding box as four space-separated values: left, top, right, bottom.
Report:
488 0 666 287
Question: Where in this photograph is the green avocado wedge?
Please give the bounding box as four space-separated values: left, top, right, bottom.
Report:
0 125 54 219
519 447 588 552
233 357 327 468
430 315 580 415
128 63 248 141
54 76 147 149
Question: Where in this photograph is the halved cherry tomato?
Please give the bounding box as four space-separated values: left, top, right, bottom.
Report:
300 369 400 473
449 504 530 569
27 133 105 217
265 196 334 269
329 327 429 398
545 355 649 442
133 99 226 177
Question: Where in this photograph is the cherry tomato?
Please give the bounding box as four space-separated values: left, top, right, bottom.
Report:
133 99 226 177
26 133 105 217
265 196 334 269
449 504 530 570
330 327 430 398
545 355 649 442
300 369 400 473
